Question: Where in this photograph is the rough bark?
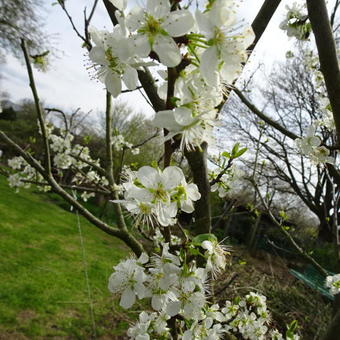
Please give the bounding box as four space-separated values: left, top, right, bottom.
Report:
185 143 211 234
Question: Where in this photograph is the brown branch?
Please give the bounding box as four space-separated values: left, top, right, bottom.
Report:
71 154 106 177
59 2 88 46
130 130 159 149
45 107 69 131
0 130 144 256
84 0 99 45
250 0 282 51
105 91 115 187
20 179 111 196
307 0 340 142
233 88 300 140
210 158 233 186
185 142 212 234
330 0 340 28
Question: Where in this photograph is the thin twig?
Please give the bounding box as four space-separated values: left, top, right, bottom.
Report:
131 130 160 149
21 39 52 176
252 178 328 277
59 2 88 46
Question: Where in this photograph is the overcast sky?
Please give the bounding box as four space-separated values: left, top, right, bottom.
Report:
0 0 316 118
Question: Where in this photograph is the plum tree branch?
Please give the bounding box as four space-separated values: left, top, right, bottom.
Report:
20 39 52 176
306 0 340 142
0 129 144 256
233 87 299 140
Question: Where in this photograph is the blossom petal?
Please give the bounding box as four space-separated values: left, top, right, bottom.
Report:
187 183 201 200
120 287 136 309
105 73 122 97
163 10 194 37
200 46 220 86
147 0 170 19
152 110 182 131
151 294 164 311
126 185 153 202
123 65 138 90
173 107 195 126
202 240 213 252
131 34 151 58
89 46 107 65
153 34 181 67
137 166 160 189
181 199 194 213
162 166 184 189
166 300 181 317
126 7 144 31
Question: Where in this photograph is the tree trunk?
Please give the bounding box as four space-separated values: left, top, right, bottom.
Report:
317 220 334 243
185 142 211 235
322 295 340 340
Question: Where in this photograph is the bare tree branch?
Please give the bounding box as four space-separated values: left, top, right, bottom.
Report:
233 87 300 140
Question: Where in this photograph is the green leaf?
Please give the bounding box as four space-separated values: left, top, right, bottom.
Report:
188 248 201 256
221 151 231 158
192 233 217 246
279 210 288 221
231 143 240 156
234 147 247 158
286 320 298 338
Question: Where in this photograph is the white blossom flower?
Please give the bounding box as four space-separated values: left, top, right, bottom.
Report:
183 318 224 340
195 0 254 85
108 253 149 309
153 106 216 150
121 0 194 67
295 125 321 154
80 191 95 202
149 244 181 306
279 3 310 40
310 146 334 165
8 173 26 190
53 153 73 169
317 97 335 131
8 156 25 170
119 165 200 227
201 240 229 276
325 273 340 296
89 26 140 97
127 311 155 339
153 68 222 150
271 329 284 340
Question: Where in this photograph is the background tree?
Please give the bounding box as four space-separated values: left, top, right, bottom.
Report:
222 47 339 243
0 0 49 60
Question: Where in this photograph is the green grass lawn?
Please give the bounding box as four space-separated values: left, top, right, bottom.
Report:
0 176 130 338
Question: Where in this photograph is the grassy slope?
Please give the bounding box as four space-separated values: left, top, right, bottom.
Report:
0 176 129 338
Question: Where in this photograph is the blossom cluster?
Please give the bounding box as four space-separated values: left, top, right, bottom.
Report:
210 164 245 199
279 3 311 40
118 165 201 227
295 125 334 165
7 156 48 192
108 240 299 340
88 0 255 149
112 133 140 154
325 274 340 296
7 125 107 201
